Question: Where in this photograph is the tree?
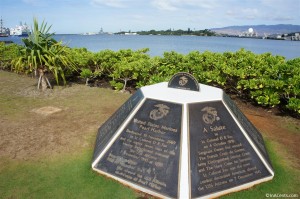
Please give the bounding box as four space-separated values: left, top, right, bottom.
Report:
80 68 93 85
12 18 77 90
109 48 150 92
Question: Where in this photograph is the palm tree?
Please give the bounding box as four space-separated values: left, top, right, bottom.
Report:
13 18 77 90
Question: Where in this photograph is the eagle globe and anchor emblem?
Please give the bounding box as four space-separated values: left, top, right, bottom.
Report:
201 107 220 124
178 76 188 86
149 104 170 120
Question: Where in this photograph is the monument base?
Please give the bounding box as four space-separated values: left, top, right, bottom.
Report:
92 73 274 199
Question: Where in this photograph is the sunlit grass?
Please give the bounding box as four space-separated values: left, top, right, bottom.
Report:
0 150 138 199
222 140 300 198
1 139 299 199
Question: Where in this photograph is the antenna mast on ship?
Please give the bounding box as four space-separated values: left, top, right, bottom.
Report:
0 16 9 37
0 16 3 33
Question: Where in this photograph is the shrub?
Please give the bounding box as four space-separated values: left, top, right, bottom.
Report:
0 42 22 70
11 18 77 89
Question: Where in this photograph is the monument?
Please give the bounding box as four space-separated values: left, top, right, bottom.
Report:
92 72 274 199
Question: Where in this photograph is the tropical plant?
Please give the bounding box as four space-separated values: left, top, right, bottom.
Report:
80 68 93 85
12 18 77 90
0 42 22 70
109 48 150 91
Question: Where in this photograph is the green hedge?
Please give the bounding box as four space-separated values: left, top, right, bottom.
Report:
0 42 22 70
1 42 299 115
68 47 300 114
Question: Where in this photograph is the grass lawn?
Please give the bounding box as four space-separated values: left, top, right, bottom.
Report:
0 151 138 199
0 71 299 198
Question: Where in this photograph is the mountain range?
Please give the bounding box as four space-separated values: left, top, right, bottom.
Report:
210 24 300 36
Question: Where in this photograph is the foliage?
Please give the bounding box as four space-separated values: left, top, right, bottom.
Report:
80 68 93 85
85 47 299 115
0 42 22 70
11 18 77 86
7 36 300 114
80 68 93 79
107 48 151 91
284 58 300 113
286 98 300 114
136 28 216 36
66 47 94 68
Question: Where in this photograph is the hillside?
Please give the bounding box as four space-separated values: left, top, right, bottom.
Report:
211 24 300 36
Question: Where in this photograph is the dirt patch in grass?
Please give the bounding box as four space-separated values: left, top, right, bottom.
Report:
31 106 63 116
0 70 299 167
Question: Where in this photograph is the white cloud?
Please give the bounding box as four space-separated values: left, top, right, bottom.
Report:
22 0 46 6
260 0 299 21
226 10 235 16
241 8 259 19
151 0 179 11
90 0 127 8
22 0 36 4
272 16 294 21
261 0 299 8
151 0 219 11
11 0 299 33
184 0 219 9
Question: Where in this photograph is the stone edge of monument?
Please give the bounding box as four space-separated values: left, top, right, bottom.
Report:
222 93 273 169
92 89 144 163
221 94 274 174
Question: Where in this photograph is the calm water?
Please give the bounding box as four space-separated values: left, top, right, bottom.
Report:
1 34 300 60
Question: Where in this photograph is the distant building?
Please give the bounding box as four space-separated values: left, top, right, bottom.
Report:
239 27 258 37
124 32 137 35
291 33 300 41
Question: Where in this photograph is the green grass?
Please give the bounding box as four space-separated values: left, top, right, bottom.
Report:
222 140 300 198
0 139 298 199
0 71 139 199
0 150 138 199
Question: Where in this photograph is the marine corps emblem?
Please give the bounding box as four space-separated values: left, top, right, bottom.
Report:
179 76 188 86
149 104 170 120
201 107 220 124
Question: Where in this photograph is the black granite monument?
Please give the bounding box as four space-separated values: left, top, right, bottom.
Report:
92 72 274 199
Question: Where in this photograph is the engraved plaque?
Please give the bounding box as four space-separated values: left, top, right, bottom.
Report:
223 93 272 167
95 99 182 198
92 90 144 161
189 101 272 198
168 72 200 91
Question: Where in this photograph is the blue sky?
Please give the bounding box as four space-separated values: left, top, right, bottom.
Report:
1 0 299 34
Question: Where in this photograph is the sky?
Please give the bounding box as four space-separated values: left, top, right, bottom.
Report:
1 0 299 34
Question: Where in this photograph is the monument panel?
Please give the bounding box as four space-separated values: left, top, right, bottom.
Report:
189 101 272 198
168 72 199 91
92 90 144 161
223 93 272 167
95 98 183 198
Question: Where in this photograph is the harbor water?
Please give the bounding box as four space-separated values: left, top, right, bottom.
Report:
1 34 300 60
